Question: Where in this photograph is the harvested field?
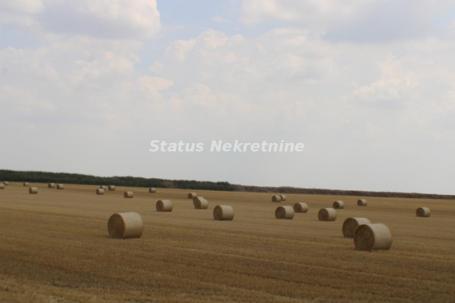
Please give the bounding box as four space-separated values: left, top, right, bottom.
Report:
0 183 455 302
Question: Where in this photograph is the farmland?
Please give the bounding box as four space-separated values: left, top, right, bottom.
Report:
0 183 454 302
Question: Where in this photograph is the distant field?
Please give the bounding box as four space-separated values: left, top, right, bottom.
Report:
0 183 454 303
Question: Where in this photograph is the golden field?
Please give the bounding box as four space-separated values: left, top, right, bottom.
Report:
0 183 454 303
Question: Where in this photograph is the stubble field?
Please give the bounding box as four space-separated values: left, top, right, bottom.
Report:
0 183 454 303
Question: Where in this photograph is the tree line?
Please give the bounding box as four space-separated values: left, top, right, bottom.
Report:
1 169 453 200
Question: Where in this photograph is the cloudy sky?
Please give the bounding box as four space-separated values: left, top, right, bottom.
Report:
1 0 455 194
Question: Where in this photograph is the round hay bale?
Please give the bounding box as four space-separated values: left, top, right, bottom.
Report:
272 195 282 202
213 205 234 221
293 202 309 213
56 184 64 190
98 185 107 190
108 185 116 191
23 182 30 187
0 183 4 190
416 207 431 218
48 183 56 188
275 206 295 219
357 199 368 207
188 192 197 199
29 187 39 195
96 188 105 195
333 200 345 209
149 187 157 193
279 194 287 201
156 200 173 212
107 212 143 239
3 181 8 186
342 217 371 238
124 191 134 198
318 208 336 221
354 223 392 251
193 196 209 209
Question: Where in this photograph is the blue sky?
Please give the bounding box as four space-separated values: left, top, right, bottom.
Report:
1 0 455 194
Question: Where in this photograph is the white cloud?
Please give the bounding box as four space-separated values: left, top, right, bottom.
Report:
0 0 43 27
354 57 418 106
0 0 161 39
161 28 335 116
243 0 371 23
41 0 160 39
166 39 196 62
0 0 43 14
137 76 173 94
242 0 455 42
0 37 140 126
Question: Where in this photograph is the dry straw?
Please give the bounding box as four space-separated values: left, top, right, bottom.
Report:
416 207 431 218
193 196 209 209
333 200 345 209
29 187 39 194
272 195 282 202
213 205 234 221
293 202 309 213
96 188 105 195
275 206 295 219
57 184 64 190
48 183 56 188
188 192 197 199
124 191 134 198
108 185 116 191
149 187 157 193
357 199 368 206
354 223 392 251
342 217 371 238
107 212 143 239
156 200 173 212
318 208 336 221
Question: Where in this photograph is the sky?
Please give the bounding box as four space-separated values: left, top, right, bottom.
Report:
1 0 455 194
